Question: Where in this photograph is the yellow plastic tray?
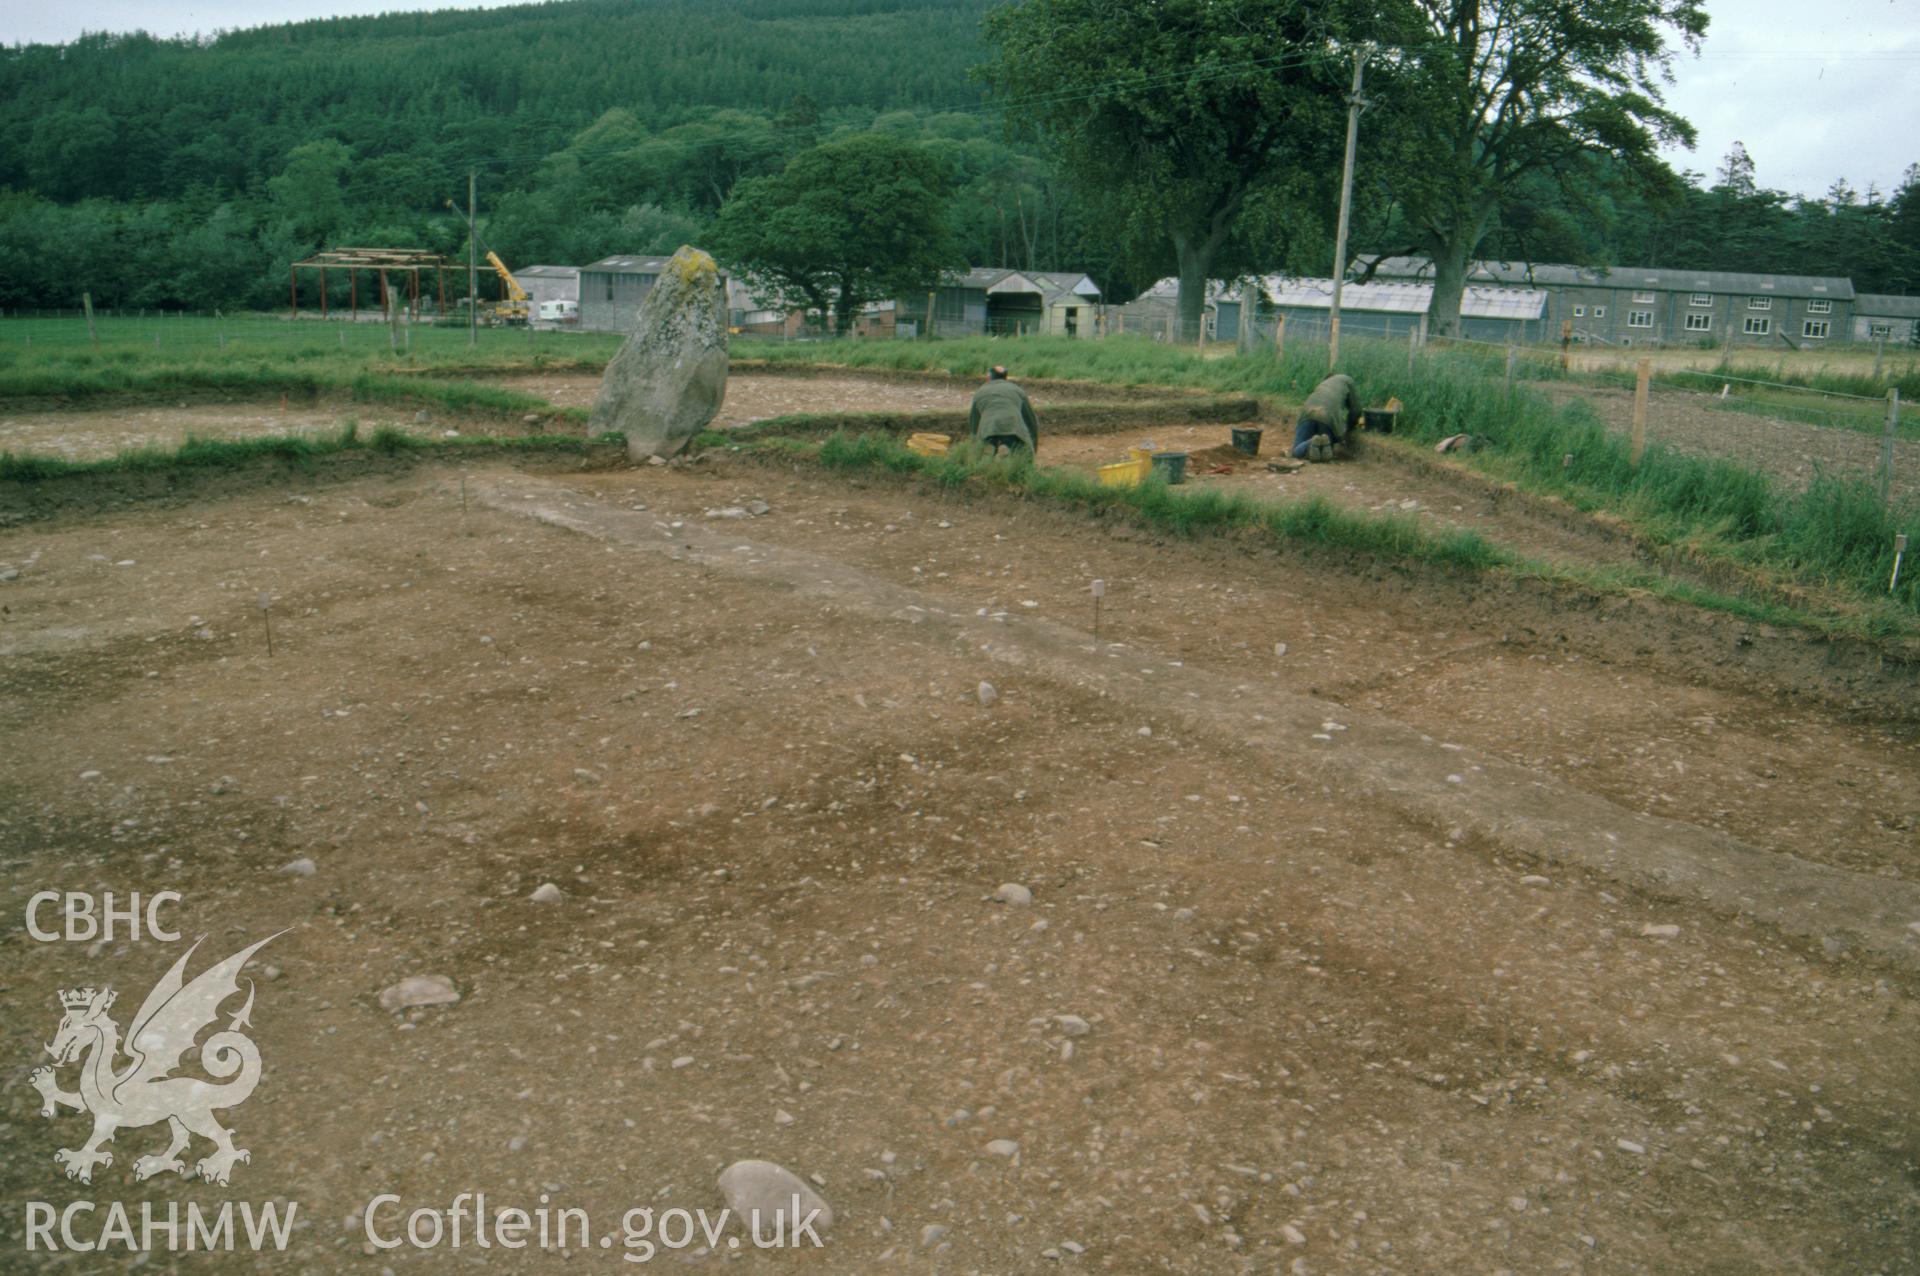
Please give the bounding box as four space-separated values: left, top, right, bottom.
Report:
906 432 951 457
1099 457 1152 487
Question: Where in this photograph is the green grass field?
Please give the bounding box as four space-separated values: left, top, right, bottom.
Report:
0 312 621 373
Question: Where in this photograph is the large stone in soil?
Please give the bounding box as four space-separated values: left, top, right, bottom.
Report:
717 1159 834 1231
588 245 728 460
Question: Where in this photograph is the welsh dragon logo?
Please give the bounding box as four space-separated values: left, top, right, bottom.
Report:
30 933 282 1186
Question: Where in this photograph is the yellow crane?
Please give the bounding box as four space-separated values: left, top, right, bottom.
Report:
445 196 529 324
485 251 530 323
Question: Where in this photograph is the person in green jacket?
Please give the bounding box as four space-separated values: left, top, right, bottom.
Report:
969 366 1040 456
1290 373 1363 462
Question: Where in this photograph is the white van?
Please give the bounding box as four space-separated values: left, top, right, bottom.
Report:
537 300 579 325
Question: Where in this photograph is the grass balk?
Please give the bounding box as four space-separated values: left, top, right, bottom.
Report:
0 420 617 484
742 335 1919 617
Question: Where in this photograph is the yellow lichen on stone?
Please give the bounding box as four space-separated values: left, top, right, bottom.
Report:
669 245 718 286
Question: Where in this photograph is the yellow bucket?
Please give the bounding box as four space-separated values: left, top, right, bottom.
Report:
906 432 951 457
1099 457 1152 488
1128 445 1155 464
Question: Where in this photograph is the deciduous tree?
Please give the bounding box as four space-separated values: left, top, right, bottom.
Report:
1366 0 1708 335
709 133 963 334
978 0 1357 331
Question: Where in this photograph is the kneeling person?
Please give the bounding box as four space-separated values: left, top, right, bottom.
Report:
969 365 1040 456
1290 373 1363 462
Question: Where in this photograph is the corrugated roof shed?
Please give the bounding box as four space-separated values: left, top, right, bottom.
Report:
950 268 1101 301
1272 277 1545 320
515 265 579 280
1356 256 1855 301
584 255 673 274
1855 294 1920 318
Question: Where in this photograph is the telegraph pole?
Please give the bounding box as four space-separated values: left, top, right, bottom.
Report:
467 170 478 348
1327 45 1371 369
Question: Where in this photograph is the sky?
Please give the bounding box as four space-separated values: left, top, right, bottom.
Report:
2 0 1917 199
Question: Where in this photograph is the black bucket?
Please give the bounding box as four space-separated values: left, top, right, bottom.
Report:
1150 450 1189 485
1230 426 1263 456
1362 407 1397 434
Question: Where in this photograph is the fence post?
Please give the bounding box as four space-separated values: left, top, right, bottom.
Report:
1874 337 1884 382
1560 320 1572 372
1273 314 1285 361
1631 358 1651 469
82 292 97 345
1882 389 1901 504
1505 344 1515 396
1408 324 1417 373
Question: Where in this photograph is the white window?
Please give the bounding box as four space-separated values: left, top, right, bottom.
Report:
1573 305 1586 318
1744 316 1771 336
1592 306 1606 318
1869 322 1894 339
1748 297 1772 311
1689 293 1712 307
1684 313 1712 332
1803 320 1830 339
1627 311 1654 329
1632 290 1657 304
1807 299 1831 314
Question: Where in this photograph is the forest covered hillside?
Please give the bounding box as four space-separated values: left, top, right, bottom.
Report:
0 0 992 204
0 0 1915 315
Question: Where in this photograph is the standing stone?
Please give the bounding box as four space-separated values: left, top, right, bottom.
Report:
589 245 729 460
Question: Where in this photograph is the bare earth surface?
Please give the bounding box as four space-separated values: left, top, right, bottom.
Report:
0 372 1094 463
2 451 1916 1274
493 370 1099 425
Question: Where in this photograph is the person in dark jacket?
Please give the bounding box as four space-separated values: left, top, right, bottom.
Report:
1290 373 1363 461
969 366 1040 455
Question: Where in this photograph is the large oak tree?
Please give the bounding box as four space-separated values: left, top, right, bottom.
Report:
1362 0 1708 335
978 0 1360 333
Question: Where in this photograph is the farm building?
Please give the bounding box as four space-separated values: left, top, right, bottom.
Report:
1358 258 1856 348
1233 277 1549 344
578 255 728 332
1853 295 1920 345
891 269 1104 338
1122 276 1546 344
512 265 579 312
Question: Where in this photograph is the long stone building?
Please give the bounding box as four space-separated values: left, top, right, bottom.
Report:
1360 258 1858 349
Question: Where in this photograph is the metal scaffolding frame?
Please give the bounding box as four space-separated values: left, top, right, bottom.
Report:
290 248 452 322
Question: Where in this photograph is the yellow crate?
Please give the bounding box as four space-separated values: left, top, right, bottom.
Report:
1128 445 1156 464
1099 457 1152 487
906 432 951 457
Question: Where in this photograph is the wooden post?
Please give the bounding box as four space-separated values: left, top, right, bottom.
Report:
926 290 936 340
1408 324 1416 373
320 268 327 319
82 292 96 345
1274 313 1285 361
1882 389 1901 504
289 266 297 319
1505 344 1516 395
1874 336 1885 382
1630 358 1651 469
351 270 358 323
1560 319 1572 372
